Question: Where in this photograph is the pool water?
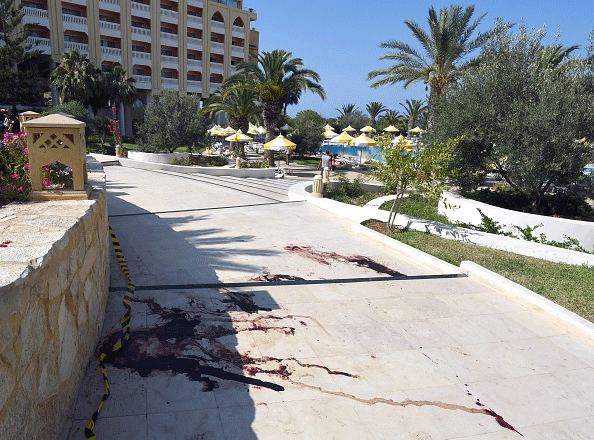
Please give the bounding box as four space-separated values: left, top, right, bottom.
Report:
320 145 383 161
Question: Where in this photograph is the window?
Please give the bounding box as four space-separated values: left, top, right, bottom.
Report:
188 73 198 81
161 26 174 34
64 34 84 43
131 20 147 28
62 7 82 16
161 49 174 56
99 14 117 23
162 71 174 78
132 44 146 52
187 53 197 60
101 40 117 48
188 32 198 38
211 36 219 42
23 1 47 10
133 67 148 76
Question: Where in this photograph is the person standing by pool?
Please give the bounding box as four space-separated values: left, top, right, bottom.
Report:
318 150 331 176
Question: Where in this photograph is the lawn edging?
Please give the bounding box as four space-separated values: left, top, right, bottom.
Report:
354 221 594 341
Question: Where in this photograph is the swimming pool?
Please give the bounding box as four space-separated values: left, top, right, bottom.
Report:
319 145 383 161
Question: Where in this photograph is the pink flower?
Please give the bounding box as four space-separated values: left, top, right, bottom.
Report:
25 163 30 170
17 186 22 191
43 165 50 171
11 173 18 179
1 186 7 191
24 147 28 153
43 179 51 187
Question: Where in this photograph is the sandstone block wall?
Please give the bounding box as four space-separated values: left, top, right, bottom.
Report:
0 159 109 439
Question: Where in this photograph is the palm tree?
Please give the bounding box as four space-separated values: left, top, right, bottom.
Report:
368 5 504 130
102 63 137 138
382 110 401 126
365 102 387 128
50 49 101 104
400 99 427 131
201 83 261 159
336 103 358 116
534 44 580 73
228 49 325 166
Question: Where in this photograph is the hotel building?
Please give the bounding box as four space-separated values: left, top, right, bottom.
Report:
20 0 259 134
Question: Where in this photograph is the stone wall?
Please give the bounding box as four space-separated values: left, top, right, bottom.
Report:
0 158 109 439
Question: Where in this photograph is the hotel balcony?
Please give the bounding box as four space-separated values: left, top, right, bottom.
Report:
132 50 152 64
65 41 89 55
187 80 202 93
187 37 203 49
210 41 225 55
160 8 178 23
231 45 244 57
161 55 179 69
25 36 51 55
161 77 179 89
187 15 203 29
99 20 121 37
101 46 122 62
133 74 152 90
209 83 220 95
131 26 152 43
130 1 151 18
187 58 202 69
232 25 245 38
22 7 50 27
63 14 88 33
210 62 224 74
160 32 178 45
98 0 120 13
211 21 225 33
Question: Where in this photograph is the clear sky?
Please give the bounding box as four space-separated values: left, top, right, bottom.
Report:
246 0 593 119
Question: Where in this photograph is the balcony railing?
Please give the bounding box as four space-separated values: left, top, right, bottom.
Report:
210 21 225 33
232 25 244 35
161 77 179 88
188 0 204 7
99 21 121 32
187 15 203 27
187 80 202 92
99 0 120 6
131 1 150 13
160 32 178 43
25 36 51 50
132 50 151 61
63 14 88 27
133 74 152 89
131 26 151 37
101 46 122 57
23 6 49 18
210 62 223 74
161 55 179 66
210 41 224 53
160 8 178 22
211 0 239 8
65 41 89 53
231 45 243 57
187 59 202 69
187 37 203 47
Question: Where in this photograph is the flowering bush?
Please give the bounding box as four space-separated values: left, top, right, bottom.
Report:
0 132 73 204
108 107 122 146
0 132 31 202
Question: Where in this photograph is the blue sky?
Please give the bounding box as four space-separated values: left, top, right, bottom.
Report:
247 0 593 119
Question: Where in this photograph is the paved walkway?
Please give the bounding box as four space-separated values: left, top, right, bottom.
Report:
61 166 594 440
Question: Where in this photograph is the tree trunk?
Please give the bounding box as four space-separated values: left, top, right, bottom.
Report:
263 100 281 167
229 116 249 159
427 86 441 132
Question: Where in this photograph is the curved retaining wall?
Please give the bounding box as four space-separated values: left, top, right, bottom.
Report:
0 157 110 439
438 191 594 252
126 150 189 164
118 156 276 178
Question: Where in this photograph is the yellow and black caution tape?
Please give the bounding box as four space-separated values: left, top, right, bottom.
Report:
84 223 135 440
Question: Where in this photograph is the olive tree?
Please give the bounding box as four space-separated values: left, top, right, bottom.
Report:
288 110 326 156
138 90 207 154
434 23 594 211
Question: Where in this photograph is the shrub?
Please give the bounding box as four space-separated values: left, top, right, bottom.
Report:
0 132 30 202
171 156 192 166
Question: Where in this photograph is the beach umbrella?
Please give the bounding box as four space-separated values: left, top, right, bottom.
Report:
256 126 266 135
343 125 356 133
324 129 338 138
352 133 377 165
264 134 296 151
392 135 414 150
324 124 335 131
383 125 400 133
329 131 354 156
222 126 236 136
360 126 376 133
225 129 253 143
409 126 423 134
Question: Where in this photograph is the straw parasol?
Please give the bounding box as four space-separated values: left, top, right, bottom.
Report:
225 129 253 143
264 134 296 151
324 128 339 139
360 126 376 134
343 125 356 133
383 125 400 134
352 133 377 165
324 124 335 131
329 131 354 156
221 126 236 136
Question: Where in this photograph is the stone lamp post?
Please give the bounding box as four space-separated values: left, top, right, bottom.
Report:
23 114 91 200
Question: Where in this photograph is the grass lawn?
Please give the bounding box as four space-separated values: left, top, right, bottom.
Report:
365 221 594 323
380 194 451 224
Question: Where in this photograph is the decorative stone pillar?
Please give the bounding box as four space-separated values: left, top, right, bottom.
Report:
322 167 330 183
19 111 41 125
311 175 323 198
23 114 91 200
236 157 242 168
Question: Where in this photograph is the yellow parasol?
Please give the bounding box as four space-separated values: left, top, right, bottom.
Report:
225 129 253 142
324 128 339 139
343 125 356 133
352 134 377 165
264 134 296 151
324 124 335 131
360 126 376 133
383 125 400 133
409 126 423 134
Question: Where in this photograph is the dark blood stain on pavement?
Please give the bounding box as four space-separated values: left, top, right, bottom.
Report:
219 288 272 313
249 272 305 282
284 245 404 276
